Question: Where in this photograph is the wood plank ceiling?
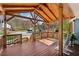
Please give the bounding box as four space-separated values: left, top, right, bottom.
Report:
0 3 75 23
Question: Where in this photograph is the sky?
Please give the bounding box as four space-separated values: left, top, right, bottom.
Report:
19 13 43 25
20 13 32 17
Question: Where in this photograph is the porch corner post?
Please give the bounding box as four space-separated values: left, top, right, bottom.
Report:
59 3 63 56
3 13 7 49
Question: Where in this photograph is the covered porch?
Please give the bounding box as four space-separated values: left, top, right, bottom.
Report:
0 3 77 56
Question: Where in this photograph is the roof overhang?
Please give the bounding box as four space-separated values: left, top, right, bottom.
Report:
0 3 75 23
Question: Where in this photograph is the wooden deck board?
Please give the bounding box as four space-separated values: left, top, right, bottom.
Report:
0 41 59 56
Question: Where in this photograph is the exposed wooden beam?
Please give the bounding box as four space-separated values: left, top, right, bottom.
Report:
4 7 35 12
3 13 7 48
6 11 33 15
2 3 40 7
35 9 51 23
0 4 5 14
4 7 35 10
44 4 58 20
0 5 7 48
4 4 40 14
7 14 44 22
32 4 52 23
39 8 53 21
39 4 56 21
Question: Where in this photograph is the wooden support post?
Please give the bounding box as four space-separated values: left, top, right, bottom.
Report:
33 23 36 41
20 34 22 44
69 18 73 34
59 3 63 56
46 23 49 37
3 13 7 48
0 5 7 49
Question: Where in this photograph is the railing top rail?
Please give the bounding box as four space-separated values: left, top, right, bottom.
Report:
6 34 22 36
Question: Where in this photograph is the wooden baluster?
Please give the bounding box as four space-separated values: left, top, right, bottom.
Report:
20 34 22 44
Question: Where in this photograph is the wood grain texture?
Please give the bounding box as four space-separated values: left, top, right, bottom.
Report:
0 41 59 56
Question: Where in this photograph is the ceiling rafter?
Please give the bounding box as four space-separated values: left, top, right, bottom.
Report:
39 4 56 21
4 7 35 12
32 3 53 23
45 4 58 20
7 11 32 13
39 8 53 21
2 3 40 7
35 9 51 23
0 4 5 14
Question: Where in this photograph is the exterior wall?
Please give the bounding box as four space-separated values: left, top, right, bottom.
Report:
73 18 79 45
73 19 79 33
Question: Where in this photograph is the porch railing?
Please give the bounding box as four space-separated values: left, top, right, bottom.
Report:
31 32 59 40
6 34 22 45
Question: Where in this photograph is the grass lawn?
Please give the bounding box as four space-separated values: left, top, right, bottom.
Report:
0 31 3 35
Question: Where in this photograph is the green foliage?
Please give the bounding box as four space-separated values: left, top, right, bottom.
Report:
38 23 45 32
70 33 77 45
63 19 70 39
0 30 3 35
70 34 77 41
7 36 15 41
63 19 70 33
53 28 58 32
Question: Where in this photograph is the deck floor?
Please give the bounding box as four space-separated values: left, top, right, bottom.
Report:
0 41 59 56
69 45 79 56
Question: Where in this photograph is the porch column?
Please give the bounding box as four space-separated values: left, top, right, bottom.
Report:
3 13 7 48
59 3 63 56
33 23 36 41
